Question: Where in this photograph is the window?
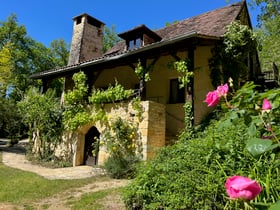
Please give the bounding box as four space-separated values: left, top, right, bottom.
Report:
169 79 185 103
128 38 142 50
135 38 141 48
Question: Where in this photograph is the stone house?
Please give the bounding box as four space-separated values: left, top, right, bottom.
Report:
31 1 261 166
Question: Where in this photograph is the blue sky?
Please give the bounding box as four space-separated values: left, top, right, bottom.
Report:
0 0 260 47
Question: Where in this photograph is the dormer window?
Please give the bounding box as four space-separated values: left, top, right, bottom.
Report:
118 25 162 51
128 38 142 50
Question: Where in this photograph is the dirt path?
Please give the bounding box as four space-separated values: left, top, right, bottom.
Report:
0 139 130 209
1 139 104 180
32 179 130 210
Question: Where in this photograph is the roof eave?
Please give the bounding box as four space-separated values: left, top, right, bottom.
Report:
30 31 220 79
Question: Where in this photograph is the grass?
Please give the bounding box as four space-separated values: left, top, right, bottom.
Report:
69 187 126 210
0 151 124 209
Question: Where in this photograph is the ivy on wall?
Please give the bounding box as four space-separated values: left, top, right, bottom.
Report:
63 72 92 131
209 21 258 89
63 72 135 131
63 71 143 176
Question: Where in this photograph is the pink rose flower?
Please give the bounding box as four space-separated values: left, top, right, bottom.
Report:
225 176 262 201
217 83 229 97
262 98 272 110
204 90 220 107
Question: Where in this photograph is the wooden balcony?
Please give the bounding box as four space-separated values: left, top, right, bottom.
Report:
257 62 279 89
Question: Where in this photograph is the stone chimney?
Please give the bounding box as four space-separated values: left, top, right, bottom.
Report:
68 13 105 65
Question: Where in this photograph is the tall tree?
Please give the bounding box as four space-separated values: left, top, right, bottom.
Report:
0 14 29 98
49 38 69 67
0 14 69 100
226 1 279 70
0 43 12 97
249 0 280 23
102 25 120 53
255 16 280 70
249 0 280 70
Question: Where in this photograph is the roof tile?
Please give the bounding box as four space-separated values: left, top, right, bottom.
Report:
105 1 244 55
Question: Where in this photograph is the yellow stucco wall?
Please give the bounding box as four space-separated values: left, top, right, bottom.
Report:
193 46 215 124
93 52 187 130
92 47 215 127
146 52 188 104
94 66 139 90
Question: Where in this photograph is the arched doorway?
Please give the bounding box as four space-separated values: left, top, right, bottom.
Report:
84 126 100 166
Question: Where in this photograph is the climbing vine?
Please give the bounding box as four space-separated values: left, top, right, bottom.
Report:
209 21 258 88
131 96 144 120
89 80 134 104
134 60 152 82
173 59 193 88
63 72 135 131
102 116 142 178
170 59 194 131
63 72 93 131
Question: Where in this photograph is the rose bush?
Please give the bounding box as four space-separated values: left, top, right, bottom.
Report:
204 81 280 209
123 81 280 210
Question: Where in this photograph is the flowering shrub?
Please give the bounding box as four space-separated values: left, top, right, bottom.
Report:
204 82 280 157
103 117 142 179
122 81 280 210
204 81 280 209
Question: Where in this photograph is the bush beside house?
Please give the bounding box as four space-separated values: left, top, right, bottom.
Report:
122 83 280 209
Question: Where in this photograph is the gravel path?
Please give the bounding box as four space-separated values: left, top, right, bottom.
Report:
0 139 105 180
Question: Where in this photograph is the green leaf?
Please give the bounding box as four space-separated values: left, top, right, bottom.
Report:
218 119 232 131
246 138 279 157
268 201 280 210
248 123 257 137
229 111 239 120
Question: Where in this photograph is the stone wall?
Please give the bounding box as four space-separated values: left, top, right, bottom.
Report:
55 101 166 166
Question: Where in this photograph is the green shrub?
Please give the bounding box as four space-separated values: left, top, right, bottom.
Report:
104 154 140 179
18 88 63 160
102 117 141 179
0 98 26 141
122 115 280 209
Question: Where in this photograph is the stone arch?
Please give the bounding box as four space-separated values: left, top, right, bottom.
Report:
84 126 100 166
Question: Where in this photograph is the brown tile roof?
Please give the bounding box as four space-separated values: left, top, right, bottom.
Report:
105 1 245 55
157 1 244 39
